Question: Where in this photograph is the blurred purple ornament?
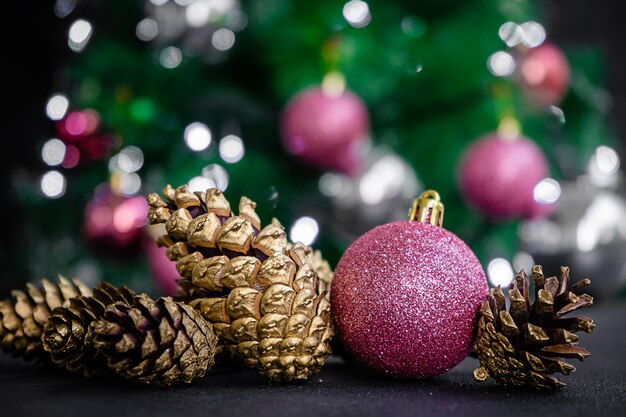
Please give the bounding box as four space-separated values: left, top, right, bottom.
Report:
517 42 570 107
145 241 180 296
83 185 149 258
281 86 370 176
458 132 549 220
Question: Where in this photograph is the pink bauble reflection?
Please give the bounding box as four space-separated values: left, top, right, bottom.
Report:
458 133 548 220
83 185 148 258
145 242 180 296
331 221 488 379
518 42 570 107
281 87 370 175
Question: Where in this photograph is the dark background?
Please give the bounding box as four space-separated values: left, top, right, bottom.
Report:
1 1 626 294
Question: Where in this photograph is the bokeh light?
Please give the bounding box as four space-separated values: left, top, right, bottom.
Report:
487 258 514 287
201 164 229 191
136 18 159 41
533 178 561 205
45 94 69 120
212 28 236 51
487 51 516 77
160 46 182 69
41 138 66 166
290 217 320 246
343 1 371 28
40 170 66 199
184 122 212 151
219 135 245 163
68 19 93 52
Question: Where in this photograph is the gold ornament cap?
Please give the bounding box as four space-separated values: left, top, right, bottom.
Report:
408 190 444 227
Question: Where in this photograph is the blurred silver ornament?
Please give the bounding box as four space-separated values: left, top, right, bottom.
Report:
317 145 421 241
519 145 626 299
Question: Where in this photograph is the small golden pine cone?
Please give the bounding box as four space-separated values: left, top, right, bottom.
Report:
0 276 91 361
92 294 218 386
473 265 595 389
42 282 136 376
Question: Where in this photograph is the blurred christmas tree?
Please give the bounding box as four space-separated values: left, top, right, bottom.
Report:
5 0 625 298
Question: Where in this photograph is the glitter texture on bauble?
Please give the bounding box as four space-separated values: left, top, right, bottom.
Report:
331 190 488 379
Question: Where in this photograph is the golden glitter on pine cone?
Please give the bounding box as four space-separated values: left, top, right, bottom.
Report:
42 282 136 376
0 276 91 361
92 294 218 386
473 265 595 389
146 184 334 382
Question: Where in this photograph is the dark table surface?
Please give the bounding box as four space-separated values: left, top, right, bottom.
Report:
2 301 625 417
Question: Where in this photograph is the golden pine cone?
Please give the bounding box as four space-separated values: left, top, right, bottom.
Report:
0 276 91 361
92 294 218 386
146 184 334 381
42 282 136 376
473 265 595 389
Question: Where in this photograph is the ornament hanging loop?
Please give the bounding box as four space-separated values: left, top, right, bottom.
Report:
409 190 444 227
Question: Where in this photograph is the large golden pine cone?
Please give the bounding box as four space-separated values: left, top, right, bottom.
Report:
0 276 91 361
146 184 334 381
42 282 136 376
473 265 595 389
92 294 217 386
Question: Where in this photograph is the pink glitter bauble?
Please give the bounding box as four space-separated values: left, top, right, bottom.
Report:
458 133 548 219
331 221 488 379
280 87 369 175
145 242 180 296
518 42 570 107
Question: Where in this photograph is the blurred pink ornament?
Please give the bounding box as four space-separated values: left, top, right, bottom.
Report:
458 132 549 220
83 185 149 258
281 86 369 175
145 241 180 296
518 42 570 107
55 109 116 163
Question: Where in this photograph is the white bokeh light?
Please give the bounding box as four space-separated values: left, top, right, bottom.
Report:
487 258 515 287
212 28 236 51
290 217 320 246
118 146 144 173
498 21 522 47
219 135 245 163
188 176 216 193
136 18 159 41
533 178 561 205
186 0 211 27
68 19 93 52
160 46 183 69
42 138 66 166
318 172 344 197
520 21 546 48
512 251 535 275
40 170 66 199
45 94 69 120
201 164 229 191
184 122 212 151
119 172 142 196
359 154 406 205
343 1 371 28
487 51 516 77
